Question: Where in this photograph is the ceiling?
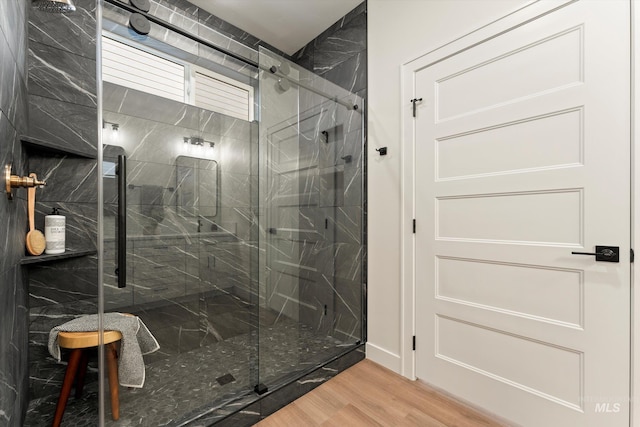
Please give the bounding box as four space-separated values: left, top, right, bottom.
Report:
188 0 365 56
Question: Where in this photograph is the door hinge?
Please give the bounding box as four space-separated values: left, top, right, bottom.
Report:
632 248 635 263
412 335 416 351
412 219 416 234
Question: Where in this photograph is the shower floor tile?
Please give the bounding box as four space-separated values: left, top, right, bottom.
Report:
24 298 350 427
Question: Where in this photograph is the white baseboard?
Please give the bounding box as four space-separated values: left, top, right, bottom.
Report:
366 342 402 374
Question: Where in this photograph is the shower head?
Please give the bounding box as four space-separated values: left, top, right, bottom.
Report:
32 0 76 13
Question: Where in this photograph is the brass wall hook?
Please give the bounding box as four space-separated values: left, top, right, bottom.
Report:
5 164 46 200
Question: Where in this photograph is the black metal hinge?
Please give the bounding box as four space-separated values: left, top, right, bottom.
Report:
632 248 635 263
254 383 268 395
412 335 416 351
412 219 416 234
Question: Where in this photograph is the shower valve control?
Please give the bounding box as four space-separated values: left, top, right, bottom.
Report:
5 164 47 200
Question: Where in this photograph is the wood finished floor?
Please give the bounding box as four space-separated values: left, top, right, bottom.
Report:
255 359 508 427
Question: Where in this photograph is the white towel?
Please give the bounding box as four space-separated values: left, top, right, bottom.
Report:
48 313 160 388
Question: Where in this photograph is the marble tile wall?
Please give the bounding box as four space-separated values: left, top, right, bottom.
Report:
26 0 100 403
100 84 255 298
0 1 30 425
292 2 367 343
24 0 262 409
259 8 367 348
293 2 367 98
22 0 366 423
259 102 364 343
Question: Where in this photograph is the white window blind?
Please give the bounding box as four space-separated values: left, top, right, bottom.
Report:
194 72 251 121
102 35 253 121
102 36 185 103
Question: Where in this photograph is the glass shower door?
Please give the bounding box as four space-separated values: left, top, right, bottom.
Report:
258 47 365 389
95 3 364 424
99 2 261 424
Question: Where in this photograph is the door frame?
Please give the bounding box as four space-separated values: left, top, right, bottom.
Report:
400 0 638 423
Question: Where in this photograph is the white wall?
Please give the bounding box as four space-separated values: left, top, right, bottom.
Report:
367 0 533 374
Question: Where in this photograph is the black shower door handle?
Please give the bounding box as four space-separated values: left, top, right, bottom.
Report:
116 154 127 287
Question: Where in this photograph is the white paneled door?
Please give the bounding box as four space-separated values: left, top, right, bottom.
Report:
410 1 630 425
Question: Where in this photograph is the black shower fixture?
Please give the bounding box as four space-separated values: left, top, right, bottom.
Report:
32 0 76 13
321 131 329 143
130 0 150 12
127 0 152 35
130 13 151 35
268 62 290 75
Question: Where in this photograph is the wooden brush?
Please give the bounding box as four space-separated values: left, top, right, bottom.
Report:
26 173 45 256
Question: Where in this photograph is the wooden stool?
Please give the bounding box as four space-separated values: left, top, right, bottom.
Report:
52 330 122 427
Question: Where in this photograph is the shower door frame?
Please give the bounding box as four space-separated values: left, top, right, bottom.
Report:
97 1 367 425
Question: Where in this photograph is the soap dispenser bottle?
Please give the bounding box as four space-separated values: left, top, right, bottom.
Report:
44 207 65 254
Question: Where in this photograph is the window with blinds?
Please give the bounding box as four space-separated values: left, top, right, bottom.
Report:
194 72 251 121
102 36 253 121
102 36 186 103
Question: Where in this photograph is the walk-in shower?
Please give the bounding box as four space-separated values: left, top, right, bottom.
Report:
23 0 364 425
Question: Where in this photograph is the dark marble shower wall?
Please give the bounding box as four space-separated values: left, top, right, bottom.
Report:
291 2 367 342
100 84 256 312
259 65 365 349
293 1 367 98
26 0 101 403
26 0 291 304
0 1 29 424
23 0 289 407
21 1 367 424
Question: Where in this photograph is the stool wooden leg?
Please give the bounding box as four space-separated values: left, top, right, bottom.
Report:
106 342 120 420
52 349 82 427
75 350 89 398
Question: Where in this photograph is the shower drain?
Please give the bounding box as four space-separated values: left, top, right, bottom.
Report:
216 373 236 386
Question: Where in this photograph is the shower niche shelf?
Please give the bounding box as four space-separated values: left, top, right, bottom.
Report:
20 135 98 159
20 248 97 265
18 135 99 266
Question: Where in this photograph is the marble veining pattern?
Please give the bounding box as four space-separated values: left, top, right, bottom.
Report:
28 95 98 154
0 0 28 75
28 41 98 108
24 294 358 427
312 14 367 75
293 3 367 95
0 31 28 132
28 0 97 60
0 1 29 425
0 113 25 273
323 51 367 95
22 0 366 425
29 155 98 203
260 47 365 344
25 2 100 424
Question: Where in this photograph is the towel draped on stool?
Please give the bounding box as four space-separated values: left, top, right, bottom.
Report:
48 313 160 388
